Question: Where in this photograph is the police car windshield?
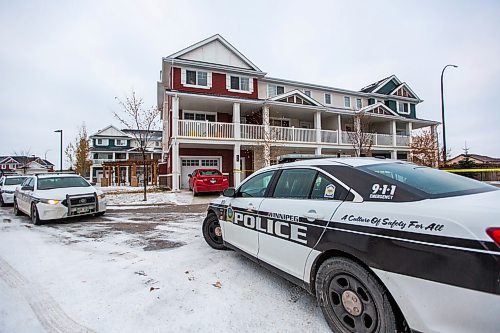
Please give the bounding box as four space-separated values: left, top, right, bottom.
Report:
4 177 27 185
360 163 497 198
38 177 91 190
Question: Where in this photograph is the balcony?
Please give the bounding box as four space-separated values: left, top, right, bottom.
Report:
177 120 410 147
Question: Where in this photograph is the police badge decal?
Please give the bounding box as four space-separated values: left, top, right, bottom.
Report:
226 206 234 223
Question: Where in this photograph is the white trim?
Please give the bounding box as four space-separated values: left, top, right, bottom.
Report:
182 68 212 89
389 82 420 100
371 75 402 94
267 83 285 98
91 125 129 138
358 102 399 117
270 89 322 106
167 34 262 72
95 138 109 146
227 74 252 93
397 101 411 115
115 139 127 147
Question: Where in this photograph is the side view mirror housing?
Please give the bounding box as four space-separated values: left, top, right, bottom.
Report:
222 188 236 197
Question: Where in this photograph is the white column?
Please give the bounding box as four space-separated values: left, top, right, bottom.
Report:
391 150 397 160
431 125 439 167
233 103 241 139
263 105 271 167
171 139 180 191
172 96 180 138
392 120 397 147
234 143 241 187
89 166 93 182
337 114 342 144
315 147 322 155
314 111 322 144
112 152 116 161
407 122 413 145
125 166 129 185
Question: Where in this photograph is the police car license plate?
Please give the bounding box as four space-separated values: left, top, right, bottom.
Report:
76 207 90 214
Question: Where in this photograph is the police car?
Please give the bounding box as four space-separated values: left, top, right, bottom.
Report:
14 173 106 224
0 175 28 206
202 158 500 333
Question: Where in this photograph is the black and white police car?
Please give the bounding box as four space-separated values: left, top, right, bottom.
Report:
202 157 499 333
14 173 106 224
0 175 28 206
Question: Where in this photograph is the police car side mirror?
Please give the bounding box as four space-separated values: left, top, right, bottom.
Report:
222 188 236 197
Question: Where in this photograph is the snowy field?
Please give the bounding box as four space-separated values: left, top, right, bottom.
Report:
0 203 330 333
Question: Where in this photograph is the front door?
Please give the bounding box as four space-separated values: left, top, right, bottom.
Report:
223 170 276 257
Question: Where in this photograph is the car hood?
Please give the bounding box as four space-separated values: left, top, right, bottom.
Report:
36 187 99 200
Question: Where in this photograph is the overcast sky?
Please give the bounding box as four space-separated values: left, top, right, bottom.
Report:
1 0 499 167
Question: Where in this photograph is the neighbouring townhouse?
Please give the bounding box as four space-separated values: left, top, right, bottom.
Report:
157 34 439 191
0 156 54 175
89 125 162 185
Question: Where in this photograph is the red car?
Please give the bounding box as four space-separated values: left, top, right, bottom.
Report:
188 169 229 195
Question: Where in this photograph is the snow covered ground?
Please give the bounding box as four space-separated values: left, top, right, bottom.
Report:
0 205 330 333
104 189 219 206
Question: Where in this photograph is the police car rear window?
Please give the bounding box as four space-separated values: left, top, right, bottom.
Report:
360 163 498 198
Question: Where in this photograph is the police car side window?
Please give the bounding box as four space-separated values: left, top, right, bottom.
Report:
311 173 351 201
237 171 275 198
273 169 317 199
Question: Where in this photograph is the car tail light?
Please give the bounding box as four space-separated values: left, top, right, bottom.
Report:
486 228 500 246
223 178 228 182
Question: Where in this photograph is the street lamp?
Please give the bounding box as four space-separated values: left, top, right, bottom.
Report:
440 64 458 164
54 130 63 171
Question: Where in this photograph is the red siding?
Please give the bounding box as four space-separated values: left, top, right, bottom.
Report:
172 67 258 99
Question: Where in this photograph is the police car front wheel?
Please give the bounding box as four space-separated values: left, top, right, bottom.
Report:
202 213 226 250
315 257 397 333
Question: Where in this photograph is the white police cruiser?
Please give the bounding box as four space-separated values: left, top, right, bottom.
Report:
0 175 28 206
202 157 500 333
14 173 106 224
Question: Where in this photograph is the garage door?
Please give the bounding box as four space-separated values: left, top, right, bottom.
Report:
180 157 221 189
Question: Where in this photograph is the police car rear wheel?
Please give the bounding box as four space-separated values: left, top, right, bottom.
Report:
316 257 397 333
202 214 226 250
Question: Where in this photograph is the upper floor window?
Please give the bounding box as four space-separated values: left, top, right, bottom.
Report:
344 96 351 108
96 138 109 146
304 90 311 97
115 139 127 146
324 93 332 105
181 68 211 88
356 98 363 110
227 75 253 93
397 101 410 114
268 84 285 97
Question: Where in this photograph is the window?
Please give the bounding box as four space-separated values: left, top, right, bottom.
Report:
183 111 216 122
4 177 27 185
310 173 349 201
270 118 290 127
37 176 90 190
182 160 200 167
185 70 208 87
201 159 219 167
273 169 317 199
398 101 410 114
115 139 126 146
304 90 311 97
344 96 351 108
95 138 108 146
356 98 363 110
324 93 332 105
267 84 285 97
229 76 251 91
199 170 222 176
238 170 275 198
97 139 102 145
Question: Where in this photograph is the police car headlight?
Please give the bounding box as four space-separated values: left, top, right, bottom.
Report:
40 199 60 205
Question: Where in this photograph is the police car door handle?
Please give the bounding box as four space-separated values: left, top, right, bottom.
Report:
303 210 323 221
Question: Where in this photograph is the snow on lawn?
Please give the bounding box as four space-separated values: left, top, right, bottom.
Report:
0 207 330 333
105 190 218 206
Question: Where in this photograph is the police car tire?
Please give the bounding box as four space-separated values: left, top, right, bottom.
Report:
315 257 397 333
202 213 226 250
0 195 5 207
31 203 41 225
14 199 22 216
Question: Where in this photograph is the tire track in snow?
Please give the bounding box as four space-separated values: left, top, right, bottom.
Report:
0 256 94 333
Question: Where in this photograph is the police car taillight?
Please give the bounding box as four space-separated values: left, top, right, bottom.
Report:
486 228 500 246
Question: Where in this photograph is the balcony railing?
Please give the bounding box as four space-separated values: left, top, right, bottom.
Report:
178 120 234 139
176 120 410 147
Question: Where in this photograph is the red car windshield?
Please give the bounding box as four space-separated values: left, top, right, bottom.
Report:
198 170 222 176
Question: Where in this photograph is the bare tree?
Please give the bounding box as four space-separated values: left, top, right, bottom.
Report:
346 112 374 157
12 148 33 174
114 90 160 201
65 142 75 170
74 124 92 177
410 128 439 167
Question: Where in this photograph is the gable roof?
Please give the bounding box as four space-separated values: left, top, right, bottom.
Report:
167 34 262 72
389 82 420 100
450 154 500 163
0 156 20 164
360 76 394 93
91 125 130 138
269 89 322 106
358 102 399 117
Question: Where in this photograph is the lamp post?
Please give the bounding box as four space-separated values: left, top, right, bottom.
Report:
440 64 458 164
54 130 63 171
